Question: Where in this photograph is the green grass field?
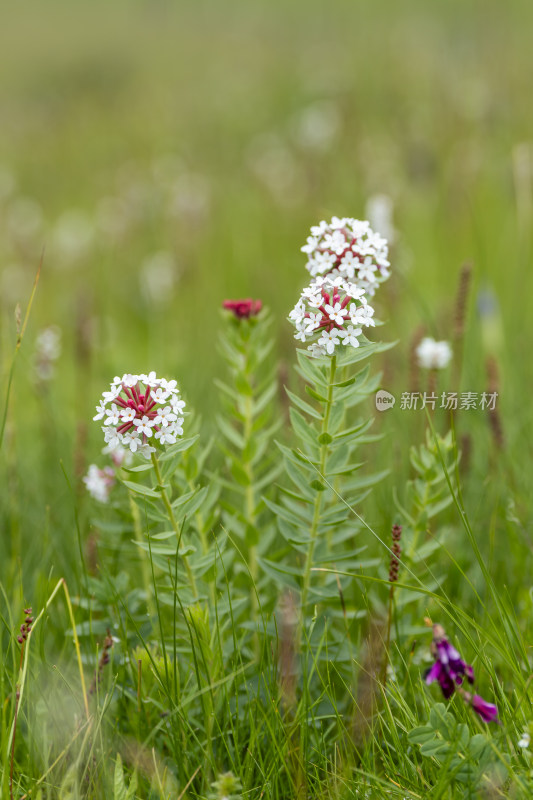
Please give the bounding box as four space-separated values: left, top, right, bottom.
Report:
1 1 533 797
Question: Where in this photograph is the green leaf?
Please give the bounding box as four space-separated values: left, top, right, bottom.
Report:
217 415 245 449
235 373 253 396
290 407 319 449
263 496 311 528
283 457 315 500
276 442 318 474
278 485 313 505
114 754 127 800
134 540 196 557
151 529 177 540
258 557 300 590
429 704 454 739
285 388 322 420
305 386 328 403
122 480 161 498
332 419 373 442
231 460 251 486
122 463 154 473
469 733 490 759
296 349 328 387
253 381 278 416
419 738 450 757
332 376 356 388
174 487 208 519
158 435 200 461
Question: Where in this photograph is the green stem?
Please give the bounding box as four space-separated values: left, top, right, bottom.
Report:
127 488 157 619
151 452 199 600
300 355 336 617
243 392 259 615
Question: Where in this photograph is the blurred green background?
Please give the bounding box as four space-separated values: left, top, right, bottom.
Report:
1 0 532 581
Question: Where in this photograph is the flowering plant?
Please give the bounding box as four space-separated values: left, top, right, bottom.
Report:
301 216 390 295
222 298 262 318
425 623 499 723
288 275 375 356
82 464 115 504
416 337 452 370
93 372 185 458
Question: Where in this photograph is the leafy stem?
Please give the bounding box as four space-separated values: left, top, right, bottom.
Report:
300 355 336 616
151 452 199 600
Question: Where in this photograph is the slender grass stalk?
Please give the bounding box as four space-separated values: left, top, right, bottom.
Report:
8 578 90 796
0 254 42 451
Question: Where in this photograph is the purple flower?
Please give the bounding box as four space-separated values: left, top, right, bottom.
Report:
471 694 499 724
425 624 475 697
424 623 499 724
425 660 456 699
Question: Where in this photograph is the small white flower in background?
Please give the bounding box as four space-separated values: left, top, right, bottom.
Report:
289 275 375 357
52 210 94 266
93 373 186 458
416 337 453 370
292 100 341 153
83 464 115 504
140 251 178 306
34 326 62 381
102 443 133 468
365 193 397 245
301 217 390 295
518 730 531 749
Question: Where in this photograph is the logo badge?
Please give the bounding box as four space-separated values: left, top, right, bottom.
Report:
375 390 395 412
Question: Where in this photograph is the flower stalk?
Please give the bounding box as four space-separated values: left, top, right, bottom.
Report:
150 451 199 600
300 355 336 615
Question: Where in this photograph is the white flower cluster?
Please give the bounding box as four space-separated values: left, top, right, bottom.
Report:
83 445 132 503
416 337 452 370
34 326 62 381
289 275 375 357
301 216 390 296
83 464 115 504
518 730 530 749
93 372 185 458
290 216 390 357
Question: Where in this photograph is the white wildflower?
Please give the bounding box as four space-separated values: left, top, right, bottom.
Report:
140 251 178 306
292 100 341 153
365 193 397 245
416 338 452 370
518 731 530 749
93 373 186 458
34 326 62 381
301 216 390 295
83 465 115 504
288 275 374 356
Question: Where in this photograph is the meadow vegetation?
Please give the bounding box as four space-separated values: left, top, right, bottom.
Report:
1 1 533 797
